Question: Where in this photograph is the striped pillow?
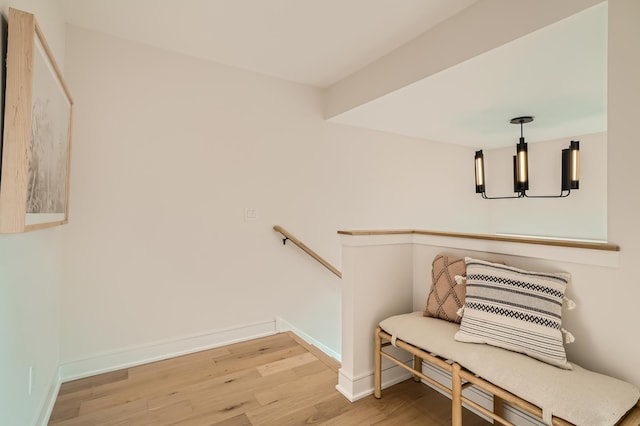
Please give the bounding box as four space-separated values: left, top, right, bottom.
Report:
454 257 572 369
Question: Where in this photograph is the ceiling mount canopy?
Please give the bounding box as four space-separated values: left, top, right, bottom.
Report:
474 116 580 200
510 116 534 125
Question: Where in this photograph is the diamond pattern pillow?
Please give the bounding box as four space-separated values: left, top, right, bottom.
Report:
455 257 572 369
423 255 466 323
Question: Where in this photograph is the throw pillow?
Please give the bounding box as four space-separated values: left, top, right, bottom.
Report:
454 257 572 369
423 255 466 323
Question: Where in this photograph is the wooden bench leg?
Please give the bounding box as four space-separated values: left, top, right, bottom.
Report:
452 363 462 426
374 327 382 399
413 354 422 382
494 395 504 421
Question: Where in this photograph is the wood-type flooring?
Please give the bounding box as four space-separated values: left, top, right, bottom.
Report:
49 332 489 425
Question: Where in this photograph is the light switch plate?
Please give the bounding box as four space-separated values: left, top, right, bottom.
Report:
244 208 258 221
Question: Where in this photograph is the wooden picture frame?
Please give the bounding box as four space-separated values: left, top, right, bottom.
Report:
0 8 74 233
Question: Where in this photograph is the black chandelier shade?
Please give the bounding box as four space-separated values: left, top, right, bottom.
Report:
474 150 485 194
474 117 580 199
514 135 529 193
562 140 580 191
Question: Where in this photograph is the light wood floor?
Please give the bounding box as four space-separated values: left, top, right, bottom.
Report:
49 332 490 425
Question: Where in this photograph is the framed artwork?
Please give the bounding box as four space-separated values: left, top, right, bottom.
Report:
0 8 74 233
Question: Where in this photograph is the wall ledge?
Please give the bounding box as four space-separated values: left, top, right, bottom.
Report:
338 229 619 268
338 229 619 251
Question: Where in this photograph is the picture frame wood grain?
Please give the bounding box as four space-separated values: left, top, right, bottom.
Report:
0 8 74 233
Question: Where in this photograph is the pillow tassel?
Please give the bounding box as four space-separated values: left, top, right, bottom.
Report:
563 296 577 310
561 328 575 344
542 407 553 426
454 275 466 285
456 306 464 317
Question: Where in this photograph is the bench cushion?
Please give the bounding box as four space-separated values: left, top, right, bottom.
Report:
380 312 640 426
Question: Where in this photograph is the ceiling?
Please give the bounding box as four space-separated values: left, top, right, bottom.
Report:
55 1 607 149
329 3 608 149
55 0 478 87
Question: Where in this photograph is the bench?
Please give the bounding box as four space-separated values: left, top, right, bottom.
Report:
374 312 640 426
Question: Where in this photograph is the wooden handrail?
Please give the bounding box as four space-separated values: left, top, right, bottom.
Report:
337 229 619 252
273 225 342 278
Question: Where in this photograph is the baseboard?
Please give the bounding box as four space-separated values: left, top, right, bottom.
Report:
36 372 62 426
275 317 341 362
58 320 277 382
336 360 413 402
420 361 546 426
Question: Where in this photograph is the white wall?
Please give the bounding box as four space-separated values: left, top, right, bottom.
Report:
605 0 640 384
60 26 485 372
338 238 414 400
0 2 67 425
484 132 607 240
410 239 637 387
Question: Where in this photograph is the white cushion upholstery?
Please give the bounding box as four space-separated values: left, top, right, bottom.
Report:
380 312 640 426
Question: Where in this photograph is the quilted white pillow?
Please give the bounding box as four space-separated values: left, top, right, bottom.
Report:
454 257 572 369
